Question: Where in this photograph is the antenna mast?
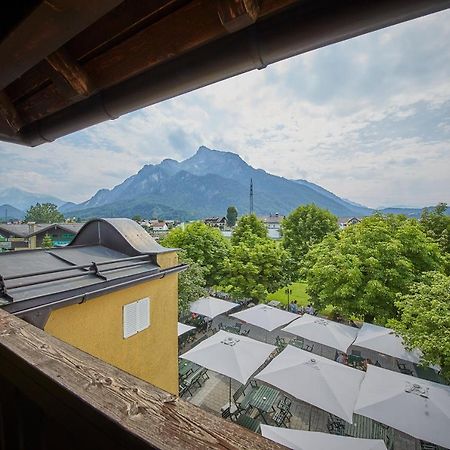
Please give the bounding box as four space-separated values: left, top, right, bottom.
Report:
249 178 254 214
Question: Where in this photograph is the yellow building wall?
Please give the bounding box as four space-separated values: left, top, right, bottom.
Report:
44 267 179 395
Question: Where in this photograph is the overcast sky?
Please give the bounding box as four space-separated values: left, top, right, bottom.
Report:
1 9 449 208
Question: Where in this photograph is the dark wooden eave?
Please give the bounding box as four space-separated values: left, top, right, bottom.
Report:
0 0 449 146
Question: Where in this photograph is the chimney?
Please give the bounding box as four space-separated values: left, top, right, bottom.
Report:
27 222 37 249
28 222 36 234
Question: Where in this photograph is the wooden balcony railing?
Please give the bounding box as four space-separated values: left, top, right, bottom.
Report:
0 309 285 450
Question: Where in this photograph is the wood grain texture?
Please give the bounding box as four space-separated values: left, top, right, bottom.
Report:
0 91 23 132
47 49 95 97
0 310 286 450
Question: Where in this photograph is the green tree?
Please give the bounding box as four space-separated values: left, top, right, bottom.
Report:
226 206 238 227
132 214 142 223
282 204 338 266
42 233 53 248
178 255 207 317
231 214 267 246
24 203 64 223
161 222 229 286
420 202 450 255
304 214 443 323
388 272 450 382
222 239 289 302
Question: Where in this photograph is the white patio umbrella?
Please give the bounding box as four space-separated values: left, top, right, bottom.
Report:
190 296 237 319
261 425 387 450
255 345 365 423
180 330 276 405
178 322 196 337
230 304 298 332
282 314 358 353
350 323 421 363
355 365 450 448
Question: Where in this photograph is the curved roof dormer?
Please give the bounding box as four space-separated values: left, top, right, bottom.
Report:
69 218 175 255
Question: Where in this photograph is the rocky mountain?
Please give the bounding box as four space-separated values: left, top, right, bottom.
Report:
0 187 67 211
65 146 382 220
0 204 25 221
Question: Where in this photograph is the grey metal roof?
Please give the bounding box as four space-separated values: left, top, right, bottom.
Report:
0 222 84 238
69 218 176 254
0 218 183 314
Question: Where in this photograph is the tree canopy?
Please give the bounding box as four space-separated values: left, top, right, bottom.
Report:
226 206 238 227
161 221 229 286
420 202 450 255
389 271 450 382
222 238 289 302
304 214 443 322
178 255 207 317
231 214 267 246
24 203 64 223
282 204 338 266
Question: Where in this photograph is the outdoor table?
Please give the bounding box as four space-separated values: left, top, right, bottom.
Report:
344 414 393 449
248 385 280 424
179 360 198 379
236 414 261 433
415 365 447 385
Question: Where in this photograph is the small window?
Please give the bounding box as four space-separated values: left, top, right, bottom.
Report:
123 298 150 338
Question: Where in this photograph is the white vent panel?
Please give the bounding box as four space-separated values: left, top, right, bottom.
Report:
137 298 150 332
123 302 138 338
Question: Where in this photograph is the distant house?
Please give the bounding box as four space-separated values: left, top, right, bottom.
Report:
151 221 169 232
261 213 285 239
0 222 84 250
338 217 361 229
262 213 285 230
204 217 227 230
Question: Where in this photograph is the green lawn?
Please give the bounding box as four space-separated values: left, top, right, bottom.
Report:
267 282 310 307
267 282 334 316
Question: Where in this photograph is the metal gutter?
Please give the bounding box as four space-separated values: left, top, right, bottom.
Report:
11 0 450 146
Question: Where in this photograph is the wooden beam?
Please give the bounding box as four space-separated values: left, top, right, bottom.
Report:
47 49 95 97
0 310 286 450
218 0 261 33
0 0 124 90
0 91 23 132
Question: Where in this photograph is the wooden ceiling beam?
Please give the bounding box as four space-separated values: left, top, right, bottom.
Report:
46 49 95 97
0 92 23 132
0 0 124 91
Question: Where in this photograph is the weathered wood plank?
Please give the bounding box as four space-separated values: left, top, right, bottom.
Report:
0 310 286 450
67 0 184 63
47 49 95 97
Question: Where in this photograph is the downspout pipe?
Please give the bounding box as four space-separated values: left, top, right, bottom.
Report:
15 0 450 146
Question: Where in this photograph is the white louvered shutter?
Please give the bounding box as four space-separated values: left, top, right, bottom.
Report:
123 302 138 338
137 298 150 332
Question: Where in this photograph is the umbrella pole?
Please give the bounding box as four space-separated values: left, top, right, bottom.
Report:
308 404 312 431
229 377 232 409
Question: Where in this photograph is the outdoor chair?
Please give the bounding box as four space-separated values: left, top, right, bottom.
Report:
240 328 250 336
272 408 291 427
302 343 314 352
327 414 346 435
348 354 365 369
396 360 414 375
